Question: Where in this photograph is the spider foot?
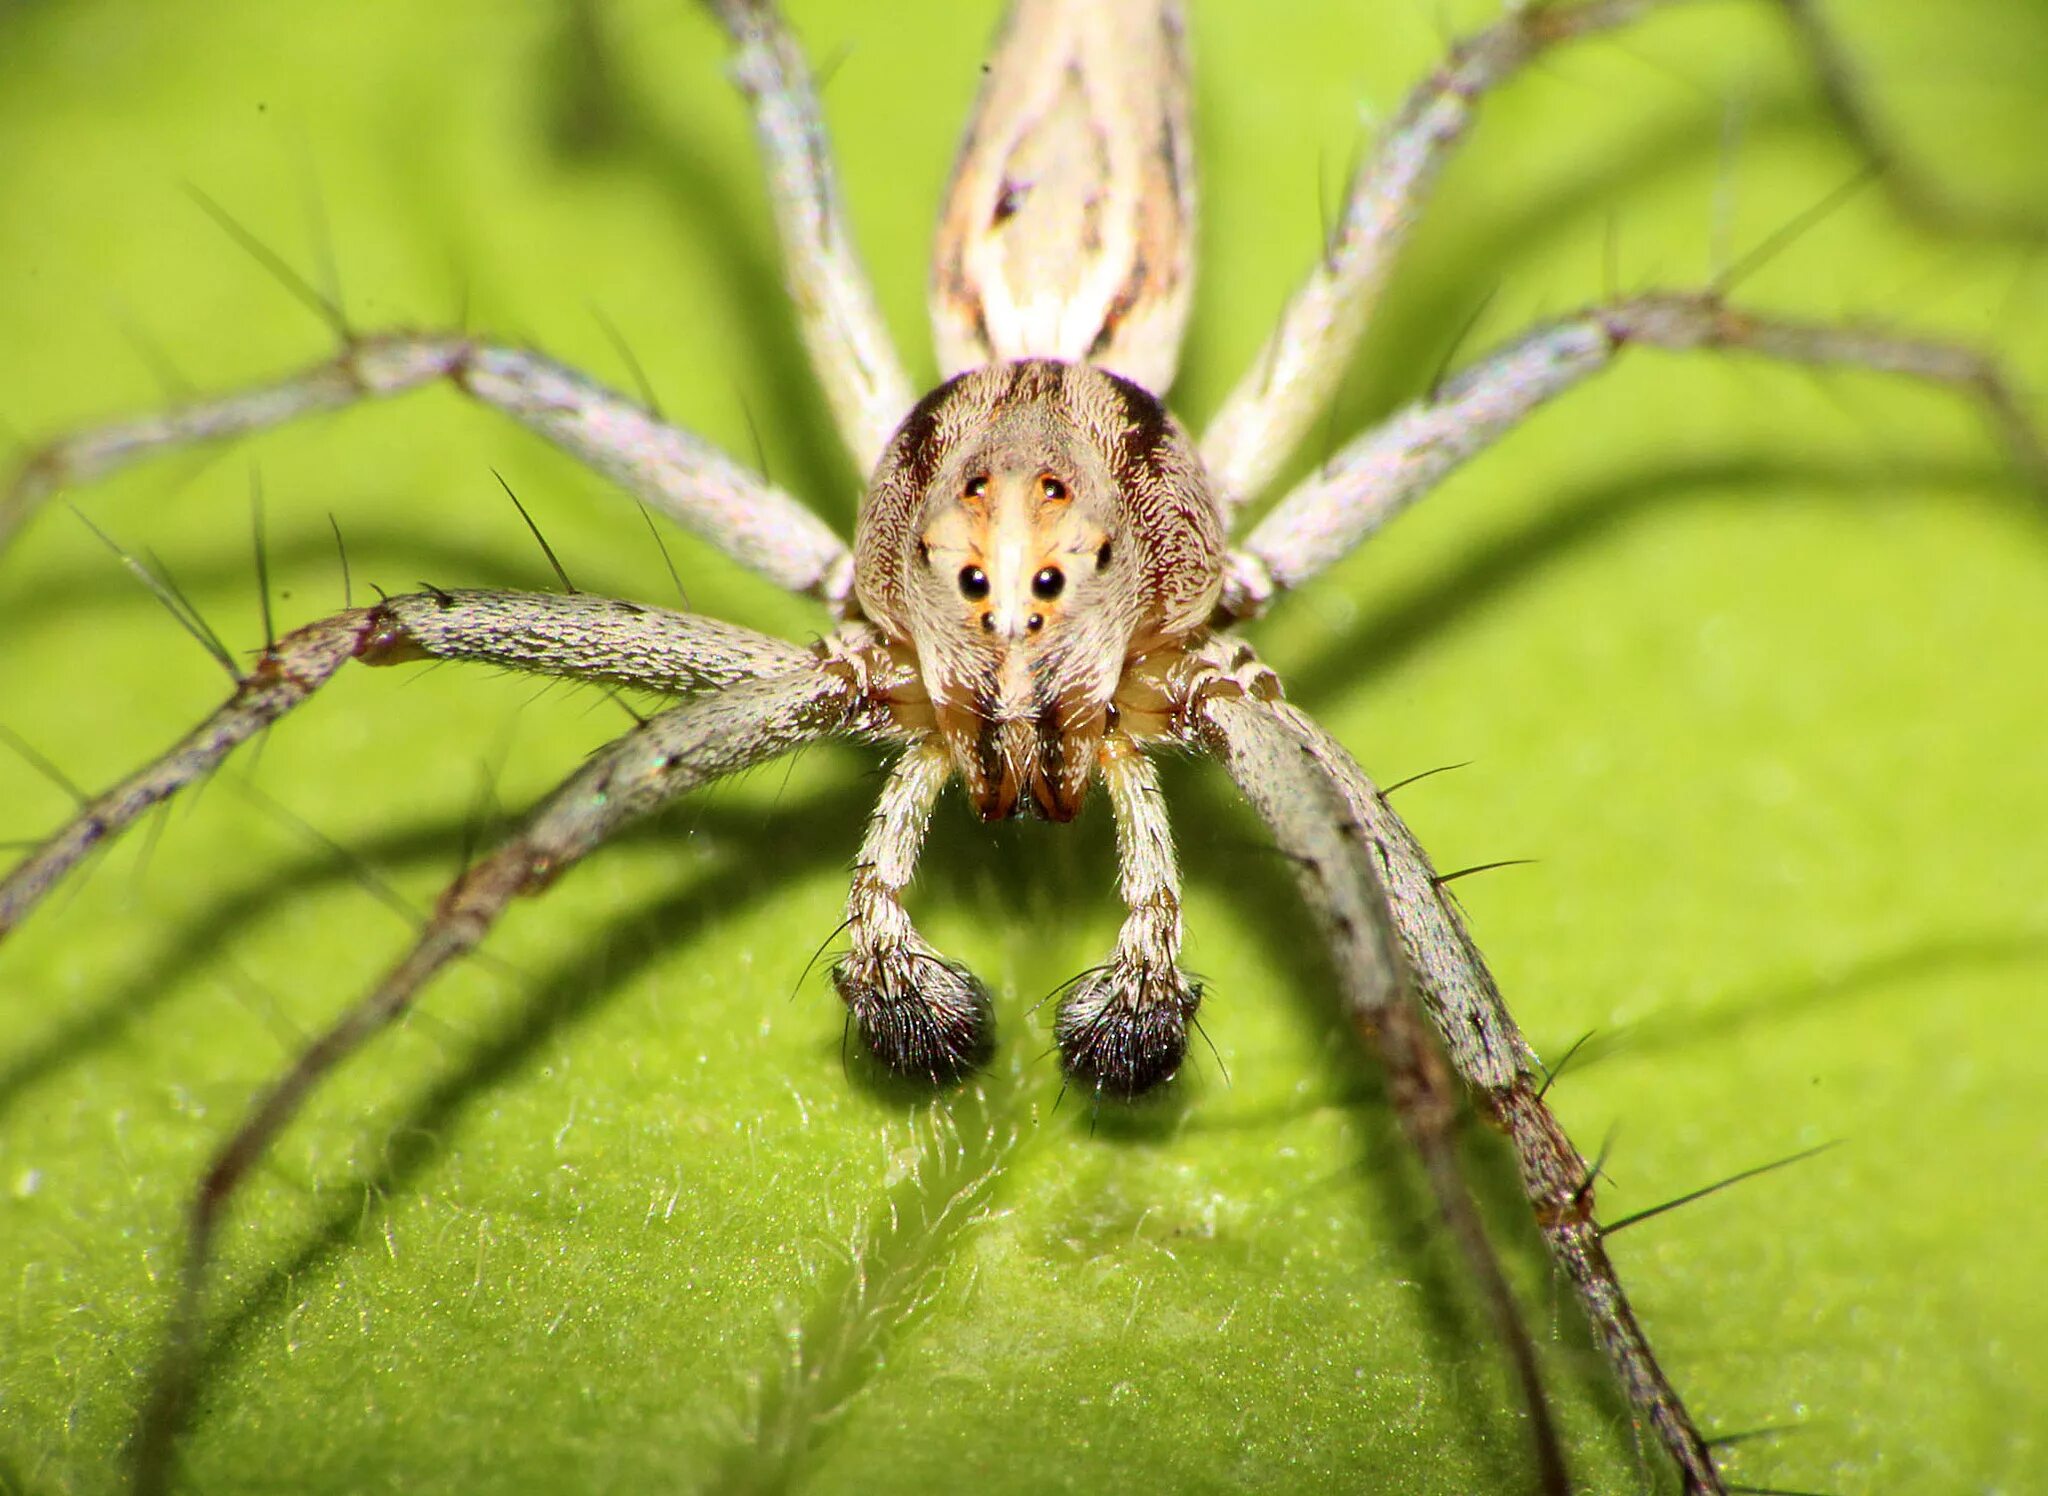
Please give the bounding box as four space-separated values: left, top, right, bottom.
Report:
1055 957 1202 1099
832 941 995 1084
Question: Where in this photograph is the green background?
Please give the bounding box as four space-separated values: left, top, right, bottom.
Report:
2 1 2044 1491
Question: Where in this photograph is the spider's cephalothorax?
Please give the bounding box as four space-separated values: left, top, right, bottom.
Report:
853 358 1223 822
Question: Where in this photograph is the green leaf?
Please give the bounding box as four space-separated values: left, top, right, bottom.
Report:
1 2 2044 1493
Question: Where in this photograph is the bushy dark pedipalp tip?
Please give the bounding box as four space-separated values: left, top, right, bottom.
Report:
1055 968 1202 1100
832 949 995 1085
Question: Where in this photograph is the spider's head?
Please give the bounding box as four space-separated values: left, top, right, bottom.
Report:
855 360 1223 821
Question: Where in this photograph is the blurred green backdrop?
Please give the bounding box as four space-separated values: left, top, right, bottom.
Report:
1 1 2044 1492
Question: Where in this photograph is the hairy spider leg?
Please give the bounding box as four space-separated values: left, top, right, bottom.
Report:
1224 290 2044 614
3 339 853 601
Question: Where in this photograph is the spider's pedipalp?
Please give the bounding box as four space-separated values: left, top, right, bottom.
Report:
835 740 997 1082
1053 962 1198 1099
833 666 1205 1100
834 946 997 1085
1054 739 1200 1097
1226 289 2046 614
1 335 854 602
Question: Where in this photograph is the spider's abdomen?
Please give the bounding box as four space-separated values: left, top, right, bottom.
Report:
854 359 1223 820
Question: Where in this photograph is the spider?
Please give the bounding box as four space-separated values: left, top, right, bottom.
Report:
4 0 2048 1483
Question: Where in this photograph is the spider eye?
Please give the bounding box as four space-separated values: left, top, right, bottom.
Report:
1030 566 1065 600
965 474 989 499
1041 476 1066 500
1026 614 1044 633
1094 541 1112 569
958 565 991 600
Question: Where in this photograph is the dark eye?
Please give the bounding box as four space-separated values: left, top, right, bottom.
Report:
1031 566 1065 600
958 565 990 600
1041 476 1066 500
965 474 989 498
1095 541 1112 569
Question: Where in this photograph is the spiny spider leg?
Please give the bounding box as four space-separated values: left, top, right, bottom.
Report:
129 663 861 1496
1198 0 1698 507
1054 740 1201 1097
1223 290 2047 613
1196 678 1572 1496
834 738 997 1082
707 0 918 472
1225 671 1728 1494
0 589 820 937
0 338 852 601
3 0 912 583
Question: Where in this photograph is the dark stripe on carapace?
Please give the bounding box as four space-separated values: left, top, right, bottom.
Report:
889 370 968 496
1008 359 1063 406
1105 369 1172 487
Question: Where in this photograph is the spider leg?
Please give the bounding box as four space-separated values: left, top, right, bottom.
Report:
834 738 997 1082
706 0 919 472
2 337 853 602
0 588 821 939
1223 290 2045 613
1197 683 1572 1496
1199 657 1729 1493
127 663 858 1495
1055 738 1201 1097
930 0 1196 397
1198 0 1693 509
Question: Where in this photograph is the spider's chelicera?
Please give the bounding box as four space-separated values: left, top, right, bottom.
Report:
2 2 2038 1493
